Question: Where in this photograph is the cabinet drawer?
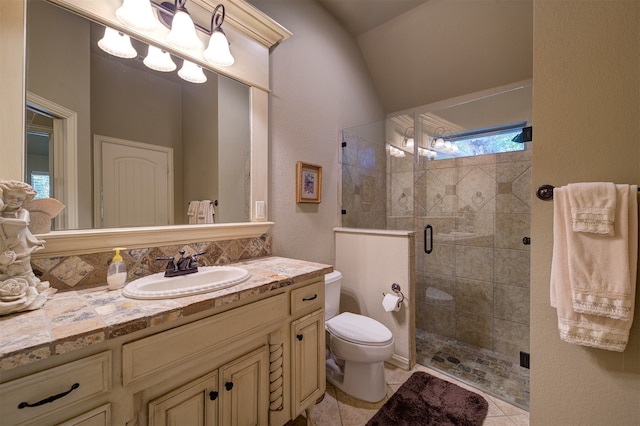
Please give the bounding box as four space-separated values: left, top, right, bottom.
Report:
0 352 111 426
123 293 286 386
290 280 324 317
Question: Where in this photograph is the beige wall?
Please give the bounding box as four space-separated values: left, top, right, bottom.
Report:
27 0 92 226
334 228 415 368
249 0 386 265
531 0 640 424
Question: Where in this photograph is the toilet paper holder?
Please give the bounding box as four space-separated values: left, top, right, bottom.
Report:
383 283 405 306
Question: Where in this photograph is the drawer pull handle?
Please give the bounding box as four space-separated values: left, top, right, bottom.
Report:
225 382 234 391
18 383 80 409
302 294 318 301
297 334 304 341
209 391 219 401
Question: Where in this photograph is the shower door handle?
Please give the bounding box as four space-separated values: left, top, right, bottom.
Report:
424 225 433 254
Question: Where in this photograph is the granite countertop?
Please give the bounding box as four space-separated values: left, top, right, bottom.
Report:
0 256 332 372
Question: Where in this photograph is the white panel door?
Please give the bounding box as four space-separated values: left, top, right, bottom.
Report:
94 135 173 228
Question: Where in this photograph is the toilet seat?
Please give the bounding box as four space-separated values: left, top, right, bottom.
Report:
326 312 393 346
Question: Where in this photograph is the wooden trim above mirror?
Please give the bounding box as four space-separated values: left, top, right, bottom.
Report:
32 222 274 258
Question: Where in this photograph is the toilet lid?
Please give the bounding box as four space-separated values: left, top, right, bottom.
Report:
326 312 393 346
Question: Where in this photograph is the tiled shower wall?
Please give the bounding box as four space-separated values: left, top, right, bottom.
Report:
340 124 387 229
413 146 531 360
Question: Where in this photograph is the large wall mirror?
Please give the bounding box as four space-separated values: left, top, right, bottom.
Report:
0 0 290 256
27 0 250 230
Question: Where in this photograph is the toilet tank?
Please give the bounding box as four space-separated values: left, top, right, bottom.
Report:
324 270 342 320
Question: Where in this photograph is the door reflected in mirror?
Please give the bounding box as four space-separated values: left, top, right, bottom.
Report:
25 0 251 231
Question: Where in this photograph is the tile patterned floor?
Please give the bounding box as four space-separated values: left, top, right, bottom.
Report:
416 329 530 411
288 363 529 425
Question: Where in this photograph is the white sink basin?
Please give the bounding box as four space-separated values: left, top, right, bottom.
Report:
122 266 251 300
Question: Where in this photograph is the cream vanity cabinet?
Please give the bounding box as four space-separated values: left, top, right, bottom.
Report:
124 294 285 426
290 281 326 420
125 277 326 426
0 277 326 426
147 346 269 426
0 352 112 426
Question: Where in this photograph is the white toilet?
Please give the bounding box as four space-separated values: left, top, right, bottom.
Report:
324 271 394 402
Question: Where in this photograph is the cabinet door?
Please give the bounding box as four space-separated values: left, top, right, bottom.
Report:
148 371 219 426
219 346 269 426
291 309 326 418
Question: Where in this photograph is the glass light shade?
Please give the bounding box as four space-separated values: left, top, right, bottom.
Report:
98 27 137 59
434 137 445 149
402 137 414 149
178 60 207 83
143 46 176 72
389 145 406 157
419 148 437 158
166 10 202 50
116 0 159 31
203 30 234 66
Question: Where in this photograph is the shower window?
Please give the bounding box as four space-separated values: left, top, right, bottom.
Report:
425 122 526 160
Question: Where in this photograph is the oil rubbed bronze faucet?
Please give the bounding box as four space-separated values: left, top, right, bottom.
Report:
156 250 205 277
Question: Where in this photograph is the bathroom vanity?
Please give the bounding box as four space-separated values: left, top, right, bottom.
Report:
0 256 330 426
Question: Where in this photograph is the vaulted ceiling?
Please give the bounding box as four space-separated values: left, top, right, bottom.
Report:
317 0 533 113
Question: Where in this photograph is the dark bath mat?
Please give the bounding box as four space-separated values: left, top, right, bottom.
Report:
366 371 488 426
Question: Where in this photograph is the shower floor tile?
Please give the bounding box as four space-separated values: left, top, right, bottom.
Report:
416 329 530 410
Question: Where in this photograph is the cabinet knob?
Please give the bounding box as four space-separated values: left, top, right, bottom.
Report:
296 334 304 341
225 381 234 391
209 391 219 401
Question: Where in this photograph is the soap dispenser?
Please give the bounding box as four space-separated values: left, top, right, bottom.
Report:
107 248 127 290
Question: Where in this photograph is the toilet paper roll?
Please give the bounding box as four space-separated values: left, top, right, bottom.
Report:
382 293 401 312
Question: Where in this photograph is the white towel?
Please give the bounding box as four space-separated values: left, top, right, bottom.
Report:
567 182 616 235
187 201 199 224
550 185 638 351
199 200 215 224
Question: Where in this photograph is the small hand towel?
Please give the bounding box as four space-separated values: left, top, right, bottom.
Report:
199 200 214 224
187 201 199 224
550 185 638 351
567 182 616 235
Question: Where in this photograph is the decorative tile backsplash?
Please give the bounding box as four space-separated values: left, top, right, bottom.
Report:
32 234 272 291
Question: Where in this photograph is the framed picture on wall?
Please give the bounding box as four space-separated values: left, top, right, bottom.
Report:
296 161 322 203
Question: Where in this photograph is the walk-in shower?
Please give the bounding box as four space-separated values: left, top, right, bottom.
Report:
340 82 532 409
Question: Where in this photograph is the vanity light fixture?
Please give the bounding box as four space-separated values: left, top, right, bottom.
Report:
388 145 406 158
430 127 458 153
116 0 159 31
418 147 438 158
143 45 177 72
203 4 234 67
401 127 415 149
178 59 207 83
98 27 137 59
165 0 203 50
